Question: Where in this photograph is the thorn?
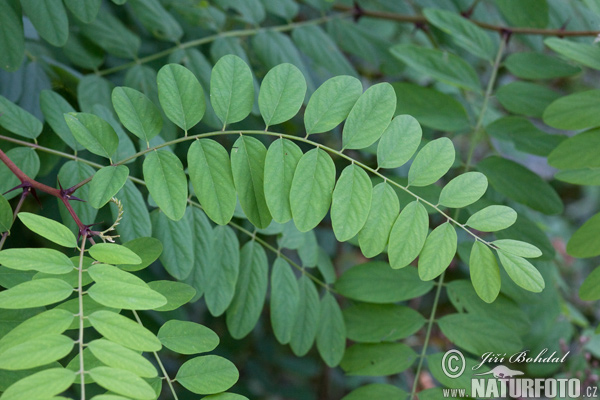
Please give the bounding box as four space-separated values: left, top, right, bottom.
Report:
3 182 29 196
29 188 42 207
67 195 85 202
352 1 364 22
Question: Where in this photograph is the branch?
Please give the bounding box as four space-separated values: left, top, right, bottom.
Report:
0 148 96 240
335 4 600 37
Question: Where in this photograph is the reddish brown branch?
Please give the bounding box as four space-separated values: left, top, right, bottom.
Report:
0 148 95 240
333 4 600 37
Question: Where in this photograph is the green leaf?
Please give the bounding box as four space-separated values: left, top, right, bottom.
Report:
64 112 118 159
496 81 559 118
0 0 24 71
554 168 600 186
392 82 469 132
358 182 399 258
423 8 495 60
486 116 566 157
114 181 152 242
316 292 346 367
331 165 372 241
112 87 162 143
504 52 581 79
377 115 422 169
88 339 157 378
548 128 600 170
342 83 396 150
469 241 501 303
0 278 72 309
183 207 210 300
270 258 300 345
63 0 100 23
230 136 272 229
466 205 517 232
210 54 254 127
40 90 83 151
264 138 303 223
496 0 548 28
335 261 434 303
439 172 488 208
344 303 425 343
497 251 545 292
176 355 239 395
0 248 73 274
158 63 205 131
203 226 239 316
188 139 236 225
543 90 600 130
0 195 12 233
0 148 40 201
544 37 600 70
88 281 167 310
408 137 455 187
202 394 248 400
226 241 268 339
492 239 542 259
128 0 183 42
477 156 563 215
437 314 522 356
17 212 77 248
151 210 193 280
0 334 73 370
218 0 265 25
0 95 42 139
0 368 75 400
495 213 555 261
89 166 129 209
144 150 188 221
89 366 156 400
258 63 306 128
390 44 480 91
304 75 362 134
77 75 113 113
290 275 320 357
292 25 357 78
388 201 429 269
579 266 600 301
148 280 196 312
88 310 162 352
89 243 142 265
566 212 600 258
418 222 457 281
290 148 336 232
80 11 140 59
158 320 219 355
341 343 417 376
342 383 408 400
88 263 146 286
20 0 68 46
0 309 73 354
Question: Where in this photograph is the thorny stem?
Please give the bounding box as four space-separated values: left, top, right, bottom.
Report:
97 13 349 76
335 3 600 36
0 189 29 251
77 232 88 400
0 147 95 239
131 310 179 400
